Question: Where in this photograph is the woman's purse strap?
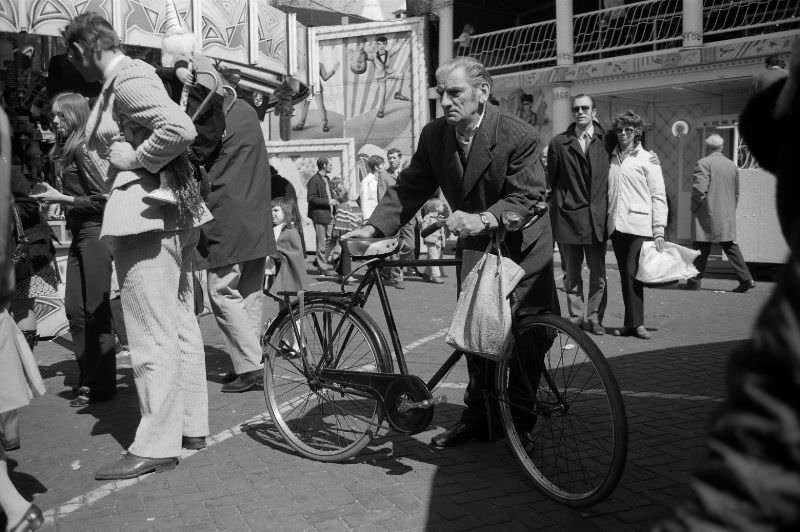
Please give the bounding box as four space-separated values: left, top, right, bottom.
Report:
11 202 26 243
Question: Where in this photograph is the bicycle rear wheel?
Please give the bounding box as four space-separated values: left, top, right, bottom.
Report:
496 314 628 507
263 300 392 462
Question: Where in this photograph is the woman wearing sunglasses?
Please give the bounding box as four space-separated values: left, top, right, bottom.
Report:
607 110 667 339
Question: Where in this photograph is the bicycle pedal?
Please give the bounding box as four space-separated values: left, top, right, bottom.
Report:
398 395 447 413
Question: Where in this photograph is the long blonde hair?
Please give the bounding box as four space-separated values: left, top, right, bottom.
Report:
49 92 90 166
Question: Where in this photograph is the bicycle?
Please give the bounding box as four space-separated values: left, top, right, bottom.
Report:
260 211 628 507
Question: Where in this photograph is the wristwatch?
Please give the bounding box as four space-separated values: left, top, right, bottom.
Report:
479 212 491 232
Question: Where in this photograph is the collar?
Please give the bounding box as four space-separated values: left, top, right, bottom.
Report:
455 103 487 144
575 123 594 138
613 141 641 160
102 53 126 82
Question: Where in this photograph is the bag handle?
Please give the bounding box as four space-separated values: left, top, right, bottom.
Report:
11 203 26 243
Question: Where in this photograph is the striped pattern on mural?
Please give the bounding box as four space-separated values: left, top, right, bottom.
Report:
342 33 411 120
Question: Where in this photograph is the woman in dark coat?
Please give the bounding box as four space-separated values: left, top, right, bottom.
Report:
31 92 116 407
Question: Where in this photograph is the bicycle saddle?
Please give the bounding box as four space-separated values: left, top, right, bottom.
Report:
342 237 401 258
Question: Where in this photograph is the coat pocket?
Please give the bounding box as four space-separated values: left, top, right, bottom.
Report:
628 203 650 216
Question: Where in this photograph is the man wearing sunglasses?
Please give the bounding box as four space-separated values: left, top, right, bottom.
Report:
546 94 609 336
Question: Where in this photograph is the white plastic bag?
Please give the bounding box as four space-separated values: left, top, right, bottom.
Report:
635 241 700 285
446 235 525 360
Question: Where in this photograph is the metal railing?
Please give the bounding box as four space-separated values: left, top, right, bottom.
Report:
456 19 556 73
704 0 800 42
573 0 682 59
456 0 799 73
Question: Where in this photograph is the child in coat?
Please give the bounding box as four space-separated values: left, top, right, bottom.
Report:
420 199 447 283
265 197 309 309
327 187 363 279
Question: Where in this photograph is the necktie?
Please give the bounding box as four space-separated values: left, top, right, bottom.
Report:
582 132 591 154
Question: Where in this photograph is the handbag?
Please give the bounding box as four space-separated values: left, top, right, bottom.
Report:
635 240 700 286
10 204 32 279
445 233 525 360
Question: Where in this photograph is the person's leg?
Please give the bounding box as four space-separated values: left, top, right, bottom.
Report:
393 72 409 100
177 229 209 441
376 78 387 117
625 235 646 328
10 298 36 350
611 232 633 328
110 295 128 352
0 454 39 531
207 262 264 375
293 100 310 129
114 231 183 459
78 227 116 400
584 241 608 327
427 243 443 280
313 222 331 271
720 241 754 282
0 411 19 450
317 93 329 131
693 241 712 279
559 243 586 324
64 238 88 390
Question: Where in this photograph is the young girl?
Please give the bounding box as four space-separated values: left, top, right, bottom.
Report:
265 197 309 308
420 199 447 284
327 186 362 279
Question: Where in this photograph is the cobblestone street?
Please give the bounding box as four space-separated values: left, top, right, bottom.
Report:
4 255 771 531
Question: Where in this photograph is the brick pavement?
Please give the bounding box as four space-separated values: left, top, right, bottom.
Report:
1 255 771 531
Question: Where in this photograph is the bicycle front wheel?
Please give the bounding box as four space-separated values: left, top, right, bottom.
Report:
263 300 392 462
496 314 628 507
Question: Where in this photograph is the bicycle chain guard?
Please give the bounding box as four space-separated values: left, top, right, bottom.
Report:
318 370 435 434
383 376 434 435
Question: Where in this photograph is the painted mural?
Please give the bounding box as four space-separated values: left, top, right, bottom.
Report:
292 30 414 157
287 18 427 196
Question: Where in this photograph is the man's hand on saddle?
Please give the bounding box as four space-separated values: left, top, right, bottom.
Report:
341 225 378 241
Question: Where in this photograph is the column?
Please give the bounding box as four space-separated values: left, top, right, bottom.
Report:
555 0 574 66
435 1 454 118
682 0 703 48
551 85 573 137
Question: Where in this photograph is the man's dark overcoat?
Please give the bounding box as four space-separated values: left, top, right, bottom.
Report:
547 123 609 244
201 100 275 269
370 103 555 313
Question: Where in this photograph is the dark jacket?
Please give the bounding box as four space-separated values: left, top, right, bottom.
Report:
266 225 309 300
547 122 609 244
369 103 556 313
200 100 274 269
12 170 54 279
59 159 107 230
306 172 334 224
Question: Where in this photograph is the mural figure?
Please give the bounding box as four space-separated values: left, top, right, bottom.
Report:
367 35 409 118
294 61 340 133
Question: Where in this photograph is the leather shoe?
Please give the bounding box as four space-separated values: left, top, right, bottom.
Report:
95 453 178 480
221 369 261 393
182 436 206 450
1 437 20 451
685 278 701 290
7 503 43 532
221 371 238 383
632 326 651 339
732 280 756 293
430 422 486 448
584 321 605 336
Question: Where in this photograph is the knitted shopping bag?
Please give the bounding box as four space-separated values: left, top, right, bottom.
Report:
446 234 524 360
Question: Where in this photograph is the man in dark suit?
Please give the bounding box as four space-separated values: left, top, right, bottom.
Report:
306 158 336 274
344 56 556 447
201 99 276 396
547 94 609 336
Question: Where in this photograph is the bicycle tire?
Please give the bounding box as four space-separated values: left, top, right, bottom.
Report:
496 314 628 507
263 299 393 462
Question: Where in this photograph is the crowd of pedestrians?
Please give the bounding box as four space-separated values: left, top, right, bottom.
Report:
0 7 794 530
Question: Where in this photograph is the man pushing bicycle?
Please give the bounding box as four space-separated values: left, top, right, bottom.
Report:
343 56 558 448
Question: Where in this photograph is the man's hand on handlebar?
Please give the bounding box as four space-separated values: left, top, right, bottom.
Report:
341 225 377 240
447 210 495 236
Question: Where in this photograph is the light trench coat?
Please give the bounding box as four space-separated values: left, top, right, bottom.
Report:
692 151 739 242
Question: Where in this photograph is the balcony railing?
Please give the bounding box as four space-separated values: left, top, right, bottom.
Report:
458 19 557 73
456 0 800 74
